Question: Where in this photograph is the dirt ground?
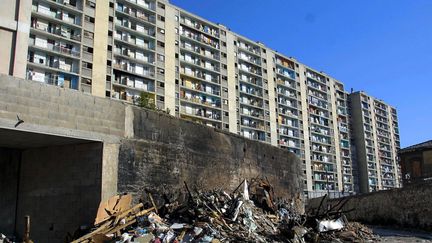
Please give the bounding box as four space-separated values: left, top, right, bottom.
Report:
371 226 432 242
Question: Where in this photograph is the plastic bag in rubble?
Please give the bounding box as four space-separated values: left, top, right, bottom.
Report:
243 179 249 200
162 230 175 243
278 208 290 220
318 217 345 232
231 200 243 221
242 206 257 233
148 213 169 232
116 232 133 243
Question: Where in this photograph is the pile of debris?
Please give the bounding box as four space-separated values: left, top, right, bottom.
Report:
70 179 377 242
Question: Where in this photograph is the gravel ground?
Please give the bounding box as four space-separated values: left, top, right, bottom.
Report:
371 226 432 242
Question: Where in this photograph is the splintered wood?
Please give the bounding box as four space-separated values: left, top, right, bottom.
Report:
71 194 155 243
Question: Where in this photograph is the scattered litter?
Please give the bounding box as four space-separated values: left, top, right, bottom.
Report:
68 178 377 243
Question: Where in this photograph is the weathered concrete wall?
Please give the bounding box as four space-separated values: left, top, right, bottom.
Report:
307 182 432 231
0 74 125 142
15 143 103 243
0 75 305 242
0 148 21 236
118 108 304 207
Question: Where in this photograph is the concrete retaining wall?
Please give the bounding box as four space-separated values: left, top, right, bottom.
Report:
0 74 125 141
118 108 304 210
307 182 432 231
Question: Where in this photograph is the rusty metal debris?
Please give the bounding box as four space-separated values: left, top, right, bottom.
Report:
68 179 377 243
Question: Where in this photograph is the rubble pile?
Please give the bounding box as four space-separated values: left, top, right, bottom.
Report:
69 179 377 243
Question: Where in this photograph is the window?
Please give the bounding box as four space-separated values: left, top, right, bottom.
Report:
175 15 179 22
221 30 226 36
86 0 96 8
85 15 95 23
175 28 179 34
84 30 94 39
83 46 93 53
158 15 165 22
157 54 165 62
82 62 93 69
157 41 165 48
157 2 165 9
158 28 165 34
82 77 92 84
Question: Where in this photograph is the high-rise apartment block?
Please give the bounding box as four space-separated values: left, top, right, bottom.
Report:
349 92 401 193
0 0 400 196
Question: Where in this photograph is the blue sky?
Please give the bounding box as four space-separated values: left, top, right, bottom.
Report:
171 0 432 147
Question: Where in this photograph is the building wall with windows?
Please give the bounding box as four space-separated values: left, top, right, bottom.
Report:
349 91 401 193
3 0 400 196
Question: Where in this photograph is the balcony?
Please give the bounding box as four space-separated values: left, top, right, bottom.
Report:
238 62 262 77
180 26 220 50
278 87 297 99
115 19 156 40
239 74 262 87
180 15 220 38
278 107 299 119
276 67 295 80
240 117 265 131
240 107 264 120
31 18 81 42
28 54 79 74
180 105 221 122
279 138 301 148
278 96 297 109
182 79 220 97
180 90 221 109
277 79 296 90
239 96 263 109
32 3 82 26
113 62 155 79
238 51 261 66
181 41 220 61
275 57 295 70
237 40 260 56
180 54 220 73
181 67 220 84
116 3 156 25
240 84 263 98
28 37 80 58
119 0 156 12
306 70 326 83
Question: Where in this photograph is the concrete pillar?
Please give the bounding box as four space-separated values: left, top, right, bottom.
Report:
266 51 278 146
226 32 238 134
91 1 110 97
163 5 178 115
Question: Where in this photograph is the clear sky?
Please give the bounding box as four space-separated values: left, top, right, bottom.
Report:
170 0 432 147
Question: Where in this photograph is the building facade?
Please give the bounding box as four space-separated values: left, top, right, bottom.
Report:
0 0 400 196
399 140 432 185
349 91 401 193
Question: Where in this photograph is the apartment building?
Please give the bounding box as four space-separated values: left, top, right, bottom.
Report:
349 91 401 193
0 0 399 196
